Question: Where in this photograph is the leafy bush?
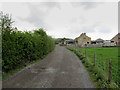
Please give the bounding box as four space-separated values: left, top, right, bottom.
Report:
2 28 55 72
1 12 55 72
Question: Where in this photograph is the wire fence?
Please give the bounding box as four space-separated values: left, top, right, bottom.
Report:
81 48 119 86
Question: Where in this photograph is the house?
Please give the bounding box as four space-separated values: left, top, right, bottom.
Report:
111 33 120 46
75 33 91 47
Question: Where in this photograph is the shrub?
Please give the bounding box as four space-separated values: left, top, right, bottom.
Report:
1 12 55 72
2 28 55 72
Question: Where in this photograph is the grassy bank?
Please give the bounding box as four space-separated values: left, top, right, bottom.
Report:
67 47 119 88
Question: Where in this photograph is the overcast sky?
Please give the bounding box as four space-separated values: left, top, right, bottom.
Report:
0 1 118 40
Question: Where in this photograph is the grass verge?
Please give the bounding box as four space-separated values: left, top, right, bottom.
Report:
66 47 118 88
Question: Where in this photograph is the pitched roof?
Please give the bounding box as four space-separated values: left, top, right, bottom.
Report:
95 38 104 41
111 33 120 40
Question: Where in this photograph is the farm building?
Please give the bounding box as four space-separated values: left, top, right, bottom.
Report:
95 38 104 44
59 38 75 46
75 33 91 47
59 38 66 46
111 33 120 46
103 40 116 47
66 40 75 45
89 38 104 47
91 38 104 44
90 39 116 47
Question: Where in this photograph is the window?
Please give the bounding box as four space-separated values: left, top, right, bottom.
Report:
111 41 114 43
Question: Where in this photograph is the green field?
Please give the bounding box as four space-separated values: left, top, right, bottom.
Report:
67 47 119 88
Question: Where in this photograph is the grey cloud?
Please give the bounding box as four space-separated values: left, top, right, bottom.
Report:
80 2 97 9
26 2 61 9
19 2 61 29
71 2 99 9
68 26 95 35
66 26 95 39
98 28 111 33
80 27 95 33
70 16 86 24
41 2 61 9
68 23 99 36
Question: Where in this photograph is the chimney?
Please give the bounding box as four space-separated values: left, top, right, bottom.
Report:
83 33 86 35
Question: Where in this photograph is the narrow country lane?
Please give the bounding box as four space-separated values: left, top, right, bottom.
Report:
3 46 94 88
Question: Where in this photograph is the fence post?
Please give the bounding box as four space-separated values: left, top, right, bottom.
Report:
108 59 112 83
93 52 96 66
85 50 87 58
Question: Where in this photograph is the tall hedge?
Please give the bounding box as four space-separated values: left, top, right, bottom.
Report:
2 28 55 72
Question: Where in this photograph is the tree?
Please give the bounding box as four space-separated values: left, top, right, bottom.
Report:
0 11 14 32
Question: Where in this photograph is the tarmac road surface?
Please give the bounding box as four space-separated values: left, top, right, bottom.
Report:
3 45 94 88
